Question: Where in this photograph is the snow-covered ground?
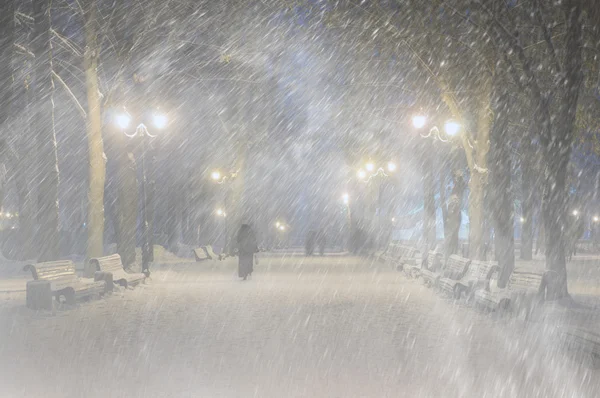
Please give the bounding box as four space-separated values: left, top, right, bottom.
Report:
0 254 598 397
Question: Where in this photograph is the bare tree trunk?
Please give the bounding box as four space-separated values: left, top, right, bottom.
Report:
32 0 60 262
0 0 14 137
468 77 492 260
83 0 106 259
520 136 534 260
445 170 466 260
542 0 584 300
489 73 514 288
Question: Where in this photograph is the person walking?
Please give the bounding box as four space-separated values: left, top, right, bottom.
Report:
305 230 316 256
237 224 258 281
317 229 326 256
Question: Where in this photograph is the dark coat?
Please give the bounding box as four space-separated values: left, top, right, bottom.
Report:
237 224 257 278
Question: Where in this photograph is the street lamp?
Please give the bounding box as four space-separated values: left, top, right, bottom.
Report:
444 120 461 136
412 115 427 129
115 109 168 276
387 162 397 172
211 170 222 181
342 193 350 205
573 209 579 217
211 169 238 253
412 114 461 252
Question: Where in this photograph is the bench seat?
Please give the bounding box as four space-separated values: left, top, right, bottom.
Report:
439 259 497 299
89 254 145 289
25 260 106 308
474 269 546 314
194 248 210 261
419 251 444 286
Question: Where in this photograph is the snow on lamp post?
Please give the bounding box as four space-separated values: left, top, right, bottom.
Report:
115 109 168 276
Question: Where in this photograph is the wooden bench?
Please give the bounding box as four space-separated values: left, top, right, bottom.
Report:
388 245 419 274
204 245 219 260
24 260 106 309
419 251 444 286
439 259 496 299
560 327 600 368
88 254 145 289
423 254 470 289
474 268 546 315
194 248 210 261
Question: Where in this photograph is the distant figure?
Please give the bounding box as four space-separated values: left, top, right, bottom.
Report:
317 229 326 256
306 230 316 256
237 224 258 281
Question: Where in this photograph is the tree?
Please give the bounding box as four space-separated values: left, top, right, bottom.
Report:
32 0 60 261
0 0 15 211
83 0 106 259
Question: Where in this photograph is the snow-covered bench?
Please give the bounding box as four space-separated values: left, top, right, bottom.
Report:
88 254 145 289
423 254 470 289
194 248 210 261
419 251 444 287
385 244 419 271
204 245 219 260
560 327 600 367
24 260 106 309
439 259 497 300
473 269 546 315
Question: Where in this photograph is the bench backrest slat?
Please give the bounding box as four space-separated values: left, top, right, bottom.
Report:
26 260 77 282
464 260 498 282
508 270 544 291
426 251 442 270
90 254 124 273
443 255 471 278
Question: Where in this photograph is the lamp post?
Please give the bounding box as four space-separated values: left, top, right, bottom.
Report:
115 110 167 276
211 169 238 254
216 208 227 253
356 160 396 249
412 114 461 253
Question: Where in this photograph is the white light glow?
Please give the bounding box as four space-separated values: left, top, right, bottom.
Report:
573 210 579 216
412 115 427 129
365 162 375 172
342 193 349 205
211 171 221 181
357 169 367 180
115 113 131 130
444 120 461 136
387 162 397 172
153 113 168 129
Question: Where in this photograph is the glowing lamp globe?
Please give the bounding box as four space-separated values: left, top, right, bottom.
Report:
412 115 427 129
115 113 131 130
444 120 461 136
153 113 168 129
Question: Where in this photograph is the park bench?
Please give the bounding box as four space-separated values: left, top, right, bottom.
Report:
423 254 470 289
473 268 546 315
439 259 497 300
194 248 210 261
419 251 444 286
389 244 419 272
88 254 145 289
24 260 106 310
560 327 600 368
204 245 219 260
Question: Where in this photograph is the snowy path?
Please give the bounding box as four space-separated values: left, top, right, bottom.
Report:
0 255 597 397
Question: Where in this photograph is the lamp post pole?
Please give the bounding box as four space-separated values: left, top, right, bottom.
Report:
139 127 151 275
115 109 168 276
